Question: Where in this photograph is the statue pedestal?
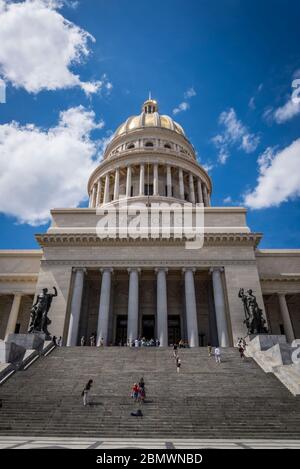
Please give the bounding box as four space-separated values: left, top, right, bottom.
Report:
247 334 286 351
6 333 46 353
0 340 26 364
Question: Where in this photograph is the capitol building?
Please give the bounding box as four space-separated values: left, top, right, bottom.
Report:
0 98 299 348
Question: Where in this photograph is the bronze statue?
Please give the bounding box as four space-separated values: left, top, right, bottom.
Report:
238 288 268 335
28 287 57 338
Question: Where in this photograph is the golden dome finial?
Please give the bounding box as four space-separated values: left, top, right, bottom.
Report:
142 95 158 114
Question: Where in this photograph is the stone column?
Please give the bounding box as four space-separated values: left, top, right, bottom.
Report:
156 268 168 347
197 179 203 204
103 173 110 204
126 165 132 197
89 185 96 208
113 167 120 201
211 268 230 347
166 165 172 197
183 268 199 347
5 293 22 338
179 168 185 199
67 268 85 346
127 268 140 344
189 173 195 204
203 185 210 206
139 164 145 196
97 268 113 346
278 293 295 343
96 178 102 206
153 163 158 196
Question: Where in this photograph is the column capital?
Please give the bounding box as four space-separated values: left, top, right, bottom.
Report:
127 267 141 274
155 267 168 274
182 268 196 274
100 267 113 274
72 267 87 274
209 267 224 274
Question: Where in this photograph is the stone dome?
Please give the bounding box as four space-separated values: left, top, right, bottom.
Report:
114 98 185 137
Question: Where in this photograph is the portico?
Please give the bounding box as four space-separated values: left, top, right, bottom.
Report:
66 266 228 347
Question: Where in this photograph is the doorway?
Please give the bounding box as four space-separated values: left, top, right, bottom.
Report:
168 315 181 345
115 315 127 345
142 315 155 340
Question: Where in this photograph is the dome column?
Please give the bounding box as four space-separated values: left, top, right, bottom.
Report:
189 173 195 204
197 179 203 204
103 173 110 204
139 164 145 196
166 165 172 197
179 168 185 200
96 178 102 206
113 167 120 201
126 165 132 198
203 185 210 207
153 163 159 196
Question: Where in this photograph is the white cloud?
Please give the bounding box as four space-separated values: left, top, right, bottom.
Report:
273 97 300 123
248 96 256 110
184 87 196 99
202 162 214 172
212 108 260 163
0 106 104 225
173 87 196 115
223 196 232 204
244 139 300 209
173 101 190 115
0 0 107 94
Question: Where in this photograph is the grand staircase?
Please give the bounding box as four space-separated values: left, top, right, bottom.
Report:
1 347 300 439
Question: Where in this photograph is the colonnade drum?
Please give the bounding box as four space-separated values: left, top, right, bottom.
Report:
66 267 229 348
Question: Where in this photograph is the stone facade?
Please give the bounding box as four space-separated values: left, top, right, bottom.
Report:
0 99 299 347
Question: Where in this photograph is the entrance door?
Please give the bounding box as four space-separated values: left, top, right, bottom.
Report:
115 315 127 345
168 315 181 345
142 315 155 340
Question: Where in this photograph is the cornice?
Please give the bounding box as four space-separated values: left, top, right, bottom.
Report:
256 249 300 257
0 273 39 283
35 232 262 248
260 275 300 282
0 250 42 257
41 259 257 268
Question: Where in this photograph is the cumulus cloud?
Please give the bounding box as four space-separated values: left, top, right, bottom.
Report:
212 108 260 164
244 139 300 209
173 87 196 115
0 106 104 225
0 0 110 94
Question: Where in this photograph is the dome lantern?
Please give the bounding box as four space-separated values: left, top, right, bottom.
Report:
142 98 158 114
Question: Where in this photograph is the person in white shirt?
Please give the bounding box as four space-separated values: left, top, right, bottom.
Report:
215 347 221 364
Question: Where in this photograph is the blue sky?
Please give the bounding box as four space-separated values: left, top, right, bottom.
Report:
0 0 299 249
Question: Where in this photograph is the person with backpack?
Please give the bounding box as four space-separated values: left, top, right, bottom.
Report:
82 379 93 406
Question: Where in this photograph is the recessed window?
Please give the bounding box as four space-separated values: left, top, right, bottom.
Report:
127 143 135 149
145 141 154 147
145 184 153 196
164 143 171 149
